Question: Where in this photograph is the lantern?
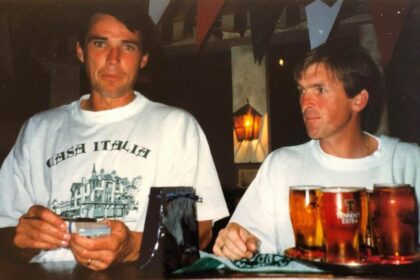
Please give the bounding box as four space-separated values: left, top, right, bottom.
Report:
233 99 262 141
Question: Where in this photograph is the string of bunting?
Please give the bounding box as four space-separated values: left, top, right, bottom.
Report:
148 0 408 65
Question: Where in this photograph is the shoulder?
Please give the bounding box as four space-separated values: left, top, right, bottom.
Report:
21 103 74 133
268 141 311 162
259 141 311 172
379 134 419 153
144 98 195 121
143 98 201 131
378 135 420 164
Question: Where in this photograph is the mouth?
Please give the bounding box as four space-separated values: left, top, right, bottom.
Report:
304 116 320 123
101 74 122 81
302 110 320 123
100 71 124 81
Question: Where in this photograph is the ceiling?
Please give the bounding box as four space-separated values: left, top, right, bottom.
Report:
1 0 420 61
152 0 420 58
157 0 371 46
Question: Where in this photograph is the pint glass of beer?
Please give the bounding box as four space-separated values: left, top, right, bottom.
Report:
369 184 419 260
320 187 363 263
289 185 324 251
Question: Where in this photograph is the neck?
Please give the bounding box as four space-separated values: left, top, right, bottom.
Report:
81 91 136 111
319 131 377 158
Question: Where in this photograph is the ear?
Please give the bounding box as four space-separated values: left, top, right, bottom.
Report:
76 42 85 63
139 54 149 69
352 89 369 112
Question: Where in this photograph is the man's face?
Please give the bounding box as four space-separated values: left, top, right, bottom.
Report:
77 13 148 99
297 63 357 140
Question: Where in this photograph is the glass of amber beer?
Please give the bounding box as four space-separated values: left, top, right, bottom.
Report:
289 185 324 252
320 187 363 263
369 184 419 261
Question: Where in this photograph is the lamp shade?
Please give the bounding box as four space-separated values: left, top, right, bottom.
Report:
233 100 262 141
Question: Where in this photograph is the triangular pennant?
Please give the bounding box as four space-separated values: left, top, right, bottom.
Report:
148 0 171 25
305 0 343 49
250 0 284 64
368 0 411 66
196 0 225 48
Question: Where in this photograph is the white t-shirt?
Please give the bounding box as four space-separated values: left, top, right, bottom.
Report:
230 134 420 254
0 92 229 261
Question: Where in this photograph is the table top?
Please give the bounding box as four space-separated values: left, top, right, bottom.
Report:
1 257 420 280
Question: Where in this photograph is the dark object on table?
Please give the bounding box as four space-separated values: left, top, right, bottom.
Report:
138 187 201 276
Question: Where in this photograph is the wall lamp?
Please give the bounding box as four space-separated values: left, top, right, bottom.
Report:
233 99 262 141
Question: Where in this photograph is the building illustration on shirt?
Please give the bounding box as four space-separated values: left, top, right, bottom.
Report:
52 164 140 221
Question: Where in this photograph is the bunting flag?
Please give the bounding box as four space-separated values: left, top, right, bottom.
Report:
305 0 343 49
285 1 301 26
196 0 225 48
250 0 285 64
232 0 248 37
148 0 171 25
368 0 411 67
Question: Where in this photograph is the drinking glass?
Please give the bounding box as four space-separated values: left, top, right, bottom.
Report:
369 184 419 261
320 187 363 263
289 185 324 251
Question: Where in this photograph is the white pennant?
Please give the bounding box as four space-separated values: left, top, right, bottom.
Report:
305 0 343 49
149 0 171 25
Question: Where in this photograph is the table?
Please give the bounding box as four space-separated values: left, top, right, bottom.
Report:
1 257 420 280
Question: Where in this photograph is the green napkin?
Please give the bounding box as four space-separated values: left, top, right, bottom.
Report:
173 251 323 274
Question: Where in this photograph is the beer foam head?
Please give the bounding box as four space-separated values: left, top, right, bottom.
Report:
289 185 324 191
322 187 364 193
373 183 412 188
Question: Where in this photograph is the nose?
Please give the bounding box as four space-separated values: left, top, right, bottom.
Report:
107 47 120 65
299 91 313 111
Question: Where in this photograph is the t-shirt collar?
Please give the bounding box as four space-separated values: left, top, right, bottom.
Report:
312 133 382 171
75 91 146 124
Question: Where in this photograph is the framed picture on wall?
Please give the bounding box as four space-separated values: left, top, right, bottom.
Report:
235 163 260 188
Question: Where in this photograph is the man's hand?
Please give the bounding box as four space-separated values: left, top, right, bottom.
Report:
14 205 70 252
69 220 142 271
213 222 259 260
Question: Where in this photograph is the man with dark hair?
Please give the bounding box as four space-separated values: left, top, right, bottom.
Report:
76 3 155 55
213 44 420 260
293 45 385 133
0 5 228 271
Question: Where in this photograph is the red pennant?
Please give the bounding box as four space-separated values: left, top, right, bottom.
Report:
368 0 411 66
196 0 225 48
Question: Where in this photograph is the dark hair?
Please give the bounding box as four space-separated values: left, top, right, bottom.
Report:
76 1 154 54
294 44 385 133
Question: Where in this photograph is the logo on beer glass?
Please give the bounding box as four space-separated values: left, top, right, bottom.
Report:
337 199 360 224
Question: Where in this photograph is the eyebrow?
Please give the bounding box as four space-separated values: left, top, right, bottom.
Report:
122 40 141 47
87 36 107 43
87 36 140 47
297 82 325 88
